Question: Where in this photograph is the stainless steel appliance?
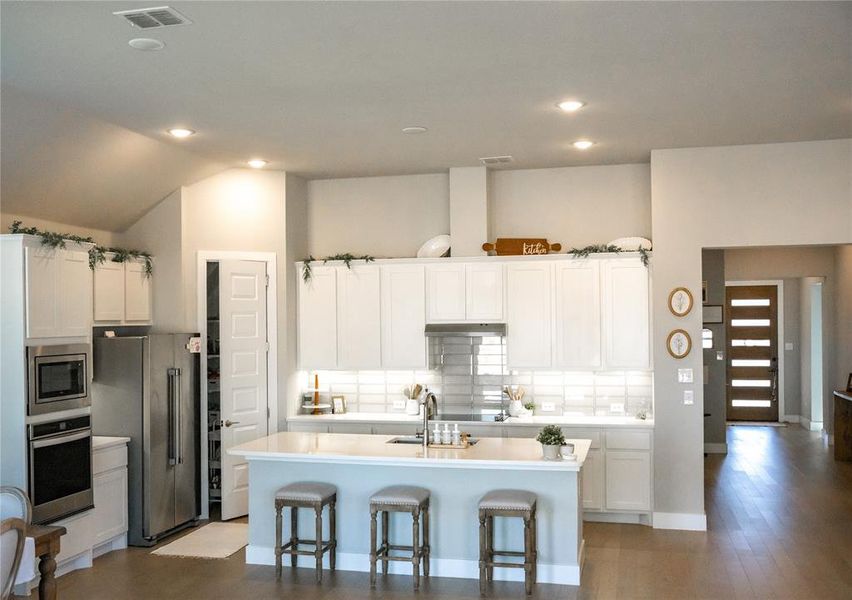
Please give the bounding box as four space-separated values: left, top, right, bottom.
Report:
28 414 94 524
27 343 91 416
92 334 200 546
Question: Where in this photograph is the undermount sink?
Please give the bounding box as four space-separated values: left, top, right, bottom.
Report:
387 436 479 446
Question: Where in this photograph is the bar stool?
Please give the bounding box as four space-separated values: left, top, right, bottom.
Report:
369 485 430 590
478 489 538 596
274 482 337 583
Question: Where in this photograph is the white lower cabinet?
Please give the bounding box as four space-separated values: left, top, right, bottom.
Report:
604 451 651 512
581 449 604 511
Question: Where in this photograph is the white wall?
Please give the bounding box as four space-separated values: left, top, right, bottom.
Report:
800 277 826 428
0 212 118 247
284 174 308 427
701 250 726 449
650 139 852 526
307 174 450 258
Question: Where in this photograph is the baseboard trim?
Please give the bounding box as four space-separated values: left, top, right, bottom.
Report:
800 417 823 432
703 443 728 454
652 512 707 531
246 544 581 585
583 511 651 526
782 415 800 424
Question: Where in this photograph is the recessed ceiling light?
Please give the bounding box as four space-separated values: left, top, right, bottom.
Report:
247 159 268 169
167 128 195 138
557 100 585 112
128 38 165 51
572 140 595 150
402 126 428 134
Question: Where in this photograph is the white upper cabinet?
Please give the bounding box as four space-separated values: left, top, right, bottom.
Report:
298 266 337 368
426 264 466 322
123 260 152 322
554 261 601 368
337 266 382 369
466 263 504 321
25 245 92 339
381 265 426 368
506 262 552 368
93 257 152 325
426 262 503 323
602 258 650 369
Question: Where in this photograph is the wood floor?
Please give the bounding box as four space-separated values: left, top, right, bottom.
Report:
33 425 852 599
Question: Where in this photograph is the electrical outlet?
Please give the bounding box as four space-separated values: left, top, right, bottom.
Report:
610 403 625 414
683 390 694 406
541 402 556 412
678 368 694 383
392 399 406 410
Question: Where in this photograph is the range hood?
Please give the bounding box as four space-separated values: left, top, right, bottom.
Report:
424 323 506 337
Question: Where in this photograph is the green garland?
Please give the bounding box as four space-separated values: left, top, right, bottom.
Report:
302 253 375 282
569 243 650 267
9 220 153 276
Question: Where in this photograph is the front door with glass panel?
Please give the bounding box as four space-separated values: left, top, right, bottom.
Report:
725 285 779 421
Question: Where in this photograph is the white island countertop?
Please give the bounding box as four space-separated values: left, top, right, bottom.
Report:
286 412 654 428
230 431 590 471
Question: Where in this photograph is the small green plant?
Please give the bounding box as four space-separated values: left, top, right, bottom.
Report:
536 425 565 446
523 401 535 412
569 243 650 267
302 253 375 282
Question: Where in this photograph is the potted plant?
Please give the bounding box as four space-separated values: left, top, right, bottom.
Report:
536 425 565 460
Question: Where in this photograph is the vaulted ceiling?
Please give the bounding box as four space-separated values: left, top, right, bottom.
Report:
2 1 850 231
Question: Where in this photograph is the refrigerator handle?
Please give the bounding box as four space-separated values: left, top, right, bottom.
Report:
167 368 178 466
176 368 183 464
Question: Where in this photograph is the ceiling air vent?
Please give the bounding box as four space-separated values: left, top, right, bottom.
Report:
114 6 192 29
479 155 514 166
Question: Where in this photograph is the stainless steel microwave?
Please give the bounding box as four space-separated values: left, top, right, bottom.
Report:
27 344 91 416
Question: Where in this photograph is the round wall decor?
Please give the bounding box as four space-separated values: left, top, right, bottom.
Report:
668 287 694 317
666 329 692 359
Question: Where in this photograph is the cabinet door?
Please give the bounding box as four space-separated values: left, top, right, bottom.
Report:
426 264 466 322
25 245 59 338
298 266 338 368
57 250 93 336
124 260 152 322
381 265 426 368
93 259 125 323
602 259 650 368
506 262 552 368
287 422 330 433
337 266 381 369
554 261 601 368
466 263 504 321
605 451 651 511
581 449 604 510
92 468 129 546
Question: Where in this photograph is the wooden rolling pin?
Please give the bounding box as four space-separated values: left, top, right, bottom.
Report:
482 238 562 256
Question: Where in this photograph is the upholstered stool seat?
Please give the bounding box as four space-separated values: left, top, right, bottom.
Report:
274 482 337 583
478 489 538 596
369 485 431 590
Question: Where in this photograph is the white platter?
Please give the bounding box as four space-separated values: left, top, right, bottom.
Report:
417 234 451 258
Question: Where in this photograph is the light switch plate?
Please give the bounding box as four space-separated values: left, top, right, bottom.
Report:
678 368 694 383
785 342 794 351
610 403 625 414
392 399 406 410
716 351 724 361
683 390 694 405
541 402 556 412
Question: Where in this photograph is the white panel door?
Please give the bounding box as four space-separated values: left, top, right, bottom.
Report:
297 266 337 368
381 265 426 368
426 264 466 322
219 260 268 521
93 259 125 322
337 266 382 369
602 258 650 368
554 261 601 368
124 260 152 322
57 250 92 337
466 263 504 321
506 262 552 368
605 451 651 511
25 245 58 338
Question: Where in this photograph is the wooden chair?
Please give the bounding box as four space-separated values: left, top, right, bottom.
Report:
1 518 27 600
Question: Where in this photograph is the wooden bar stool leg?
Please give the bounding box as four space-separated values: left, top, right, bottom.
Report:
329 500 337 571
274 500 283 579
422 504 430 577
478 510 487 596
531 510 537 585
369 508 378 588
381 510 389 575
290 506 298 568
412 508 421 591
486 515 494 582
314 503 323 583
523 516 532 596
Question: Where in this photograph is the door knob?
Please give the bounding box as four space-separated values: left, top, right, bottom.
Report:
223 419 240 427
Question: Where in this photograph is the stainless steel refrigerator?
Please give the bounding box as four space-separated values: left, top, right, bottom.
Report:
92 334 200 546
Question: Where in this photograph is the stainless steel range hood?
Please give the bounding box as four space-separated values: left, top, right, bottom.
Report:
424 323 506 337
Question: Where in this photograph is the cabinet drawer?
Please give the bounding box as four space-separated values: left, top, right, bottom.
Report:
55 510 94 564
561 428 601 449
605 430 651 450
93 445 128 475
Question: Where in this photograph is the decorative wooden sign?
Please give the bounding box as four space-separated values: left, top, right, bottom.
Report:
482 238 562 256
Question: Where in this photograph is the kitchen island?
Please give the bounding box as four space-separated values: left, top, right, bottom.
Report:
230 432 590 585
